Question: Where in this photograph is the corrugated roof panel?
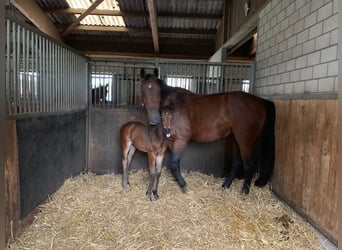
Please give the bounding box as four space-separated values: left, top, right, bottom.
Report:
117 0 147 11
157 0 224 15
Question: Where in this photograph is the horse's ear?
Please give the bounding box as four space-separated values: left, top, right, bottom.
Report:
140 69 145 78
154 68 158 77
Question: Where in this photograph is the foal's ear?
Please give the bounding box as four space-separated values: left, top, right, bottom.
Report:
140 69 146 78
162 102 175 112
154 68 159 77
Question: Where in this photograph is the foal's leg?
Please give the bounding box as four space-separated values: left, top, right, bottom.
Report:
122 142 132 188
152 154 164 199
146 152 157 201
122 143 135 188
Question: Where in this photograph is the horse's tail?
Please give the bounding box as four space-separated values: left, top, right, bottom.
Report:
255 99 276 187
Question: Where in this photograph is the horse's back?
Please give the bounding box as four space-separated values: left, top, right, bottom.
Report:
174 91 268 142
120 121 149 150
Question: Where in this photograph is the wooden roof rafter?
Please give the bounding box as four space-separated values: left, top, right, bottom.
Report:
44 7 222 20
147 0 159 53
62 0 104 37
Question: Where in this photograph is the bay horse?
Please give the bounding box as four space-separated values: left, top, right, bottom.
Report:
140 68 275 194
120 116 172 200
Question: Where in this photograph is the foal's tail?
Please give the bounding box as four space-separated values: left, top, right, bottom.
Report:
255 99 276 187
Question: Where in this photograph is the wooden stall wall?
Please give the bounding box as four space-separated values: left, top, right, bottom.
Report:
5 111 87 243
5 120 20 242
272 99 338 242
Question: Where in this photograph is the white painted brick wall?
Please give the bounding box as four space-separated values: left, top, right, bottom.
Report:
255 0 338 97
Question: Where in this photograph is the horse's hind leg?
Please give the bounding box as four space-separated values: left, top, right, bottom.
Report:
241 160 258 194
234 133 259 194
223 138 244 189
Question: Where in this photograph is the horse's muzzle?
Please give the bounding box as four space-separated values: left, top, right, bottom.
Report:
148 111 161 125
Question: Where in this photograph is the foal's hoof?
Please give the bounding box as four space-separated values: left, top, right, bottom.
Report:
122 181 130 188
254 177 267 187
152 190 159 200
146 191 153 201
241 186 250 194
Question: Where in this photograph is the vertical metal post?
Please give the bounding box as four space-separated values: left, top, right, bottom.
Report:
0 1 6 247
249 62 255 94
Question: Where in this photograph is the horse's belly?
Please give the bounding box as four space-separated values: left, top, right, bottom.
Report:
191 128 231 142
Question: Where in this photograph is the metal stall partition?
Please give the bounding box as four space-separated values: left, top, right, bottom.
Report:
89 60 255 109
5 15 88 117
159 61 255 95
4 14 89 229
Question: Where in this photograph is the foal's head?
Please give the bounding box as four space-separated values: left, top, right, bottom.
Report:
161 106 173 139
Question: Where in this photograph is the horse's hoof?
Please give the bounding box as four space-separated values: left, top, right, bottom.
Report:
177 178 187 189
222 180 232 189
122 182 129 188
241 186 250 194
180 185 188 193
254 177 267 187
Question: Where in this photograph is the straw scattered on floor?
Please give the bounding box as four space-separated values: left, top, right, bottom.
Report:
7 169 324 250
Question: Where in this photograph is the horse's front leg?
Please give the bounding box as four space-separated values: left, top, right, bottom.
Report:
169 139 188 192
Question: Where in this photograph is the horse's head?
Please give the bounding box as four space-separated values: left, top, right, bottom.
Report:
161 105 173 138
140 68 161 125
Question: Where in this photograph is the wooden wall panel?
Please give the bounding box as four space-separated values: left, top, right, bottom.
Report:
272 99 338 242
5 119 20 242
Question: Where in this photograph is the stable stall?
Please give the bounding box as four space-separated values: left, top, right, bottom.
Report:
3 0 340 248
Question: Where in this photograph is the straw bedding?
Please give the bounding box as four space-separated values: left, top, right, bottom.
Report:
8 169 323 250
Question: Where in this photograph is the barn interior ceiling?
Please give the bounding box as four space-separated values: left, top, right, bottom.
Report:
8 0 255 60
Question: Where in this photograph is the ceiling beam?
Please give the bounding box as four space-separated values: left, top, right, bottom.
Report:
66 34 213 46
44 7 222 20
147 0 159 53
58 24 216 37
12 0 62 41
62 0 104 37
47 8 146 17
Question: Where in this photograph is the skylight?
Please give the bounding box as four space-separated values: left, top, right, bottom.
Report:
66 0 126 27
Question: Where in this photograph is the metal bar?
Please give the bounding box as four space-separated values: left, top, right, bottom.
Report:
38 34 42 112
13 22 19 114
5 19 10 115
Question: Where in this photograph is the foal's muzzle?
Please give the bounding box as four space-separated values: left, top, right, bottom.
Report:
164 128 171 138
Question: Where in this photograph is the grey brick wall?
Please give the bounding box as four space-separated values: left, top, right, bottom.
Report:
255 0 338 98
